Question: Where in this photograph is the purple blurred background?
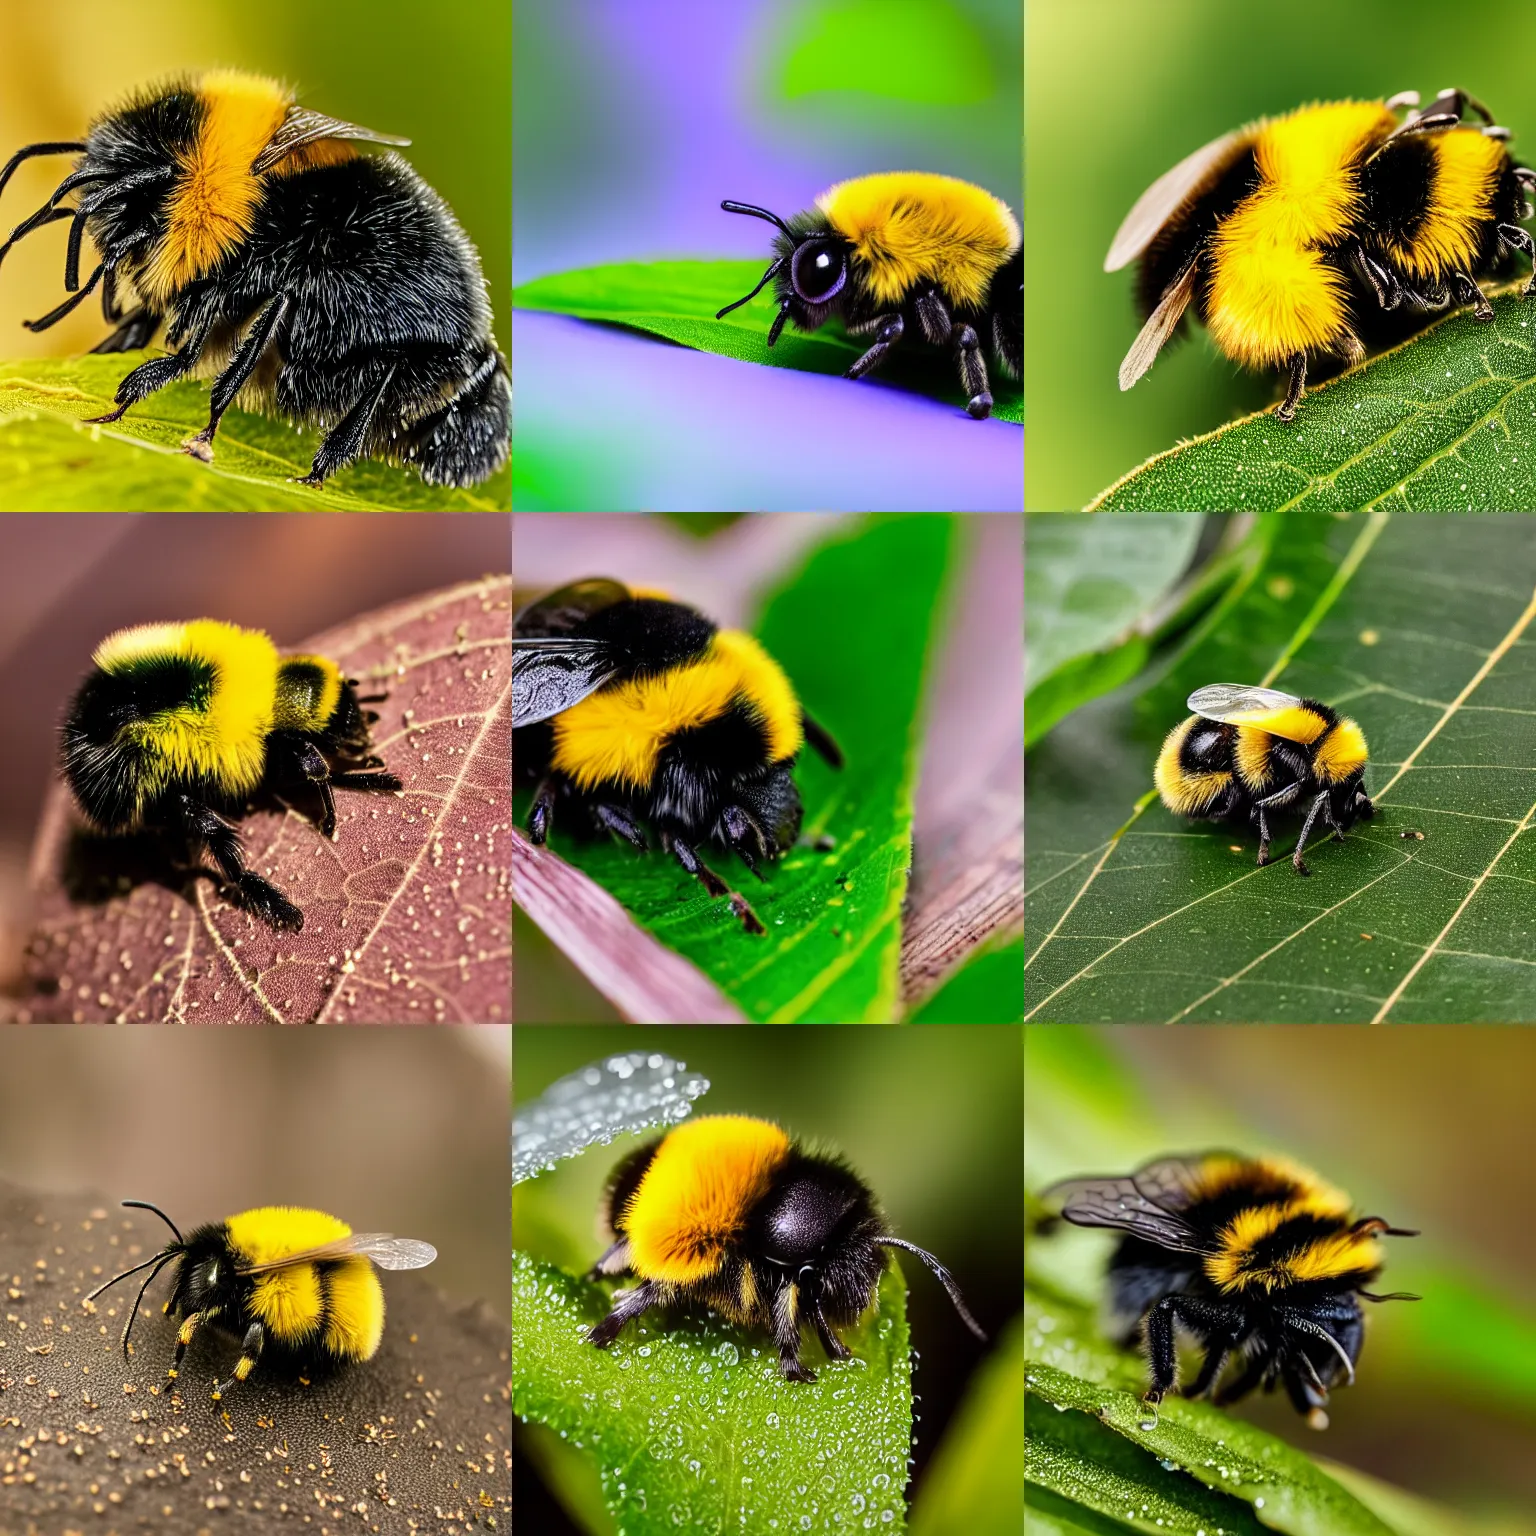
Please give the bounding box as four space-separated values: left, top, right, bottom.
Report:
513 0 1022 510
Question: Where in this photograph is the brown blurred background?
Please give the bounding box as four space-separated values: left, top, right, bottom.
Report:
0 1026 510 1316
0 512 509 967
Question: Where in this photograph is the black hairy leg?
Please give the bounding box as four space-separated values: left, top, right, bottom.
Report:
297 363 397 487
1451 270 1495 321
589 1280 665 1349
594 803 648 850
528 775 560 843
772 1283 815 1382
265 733 401 839
184 295 291 462
213 1321 265 1401
1141 1293 1245 1403
84 309 217 424
914 286 993 418
721 803 769 878
164 791 303 932
810 1292 852 1362
1290 790 1331 876
92 307 160 353
1277 352 1307 422
1212 1350 1272 1406
845 312 904 382
663 830 766 934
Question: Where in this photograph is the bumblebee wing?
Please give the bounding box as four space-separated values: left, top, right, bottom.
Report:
512 639 620 728
252 109 412 175
514 578 633 639
1105 130 1245 272
236 1234 438 1275
1118 255 1198 390
1187 684 1307 727
1039 1172 1205 1253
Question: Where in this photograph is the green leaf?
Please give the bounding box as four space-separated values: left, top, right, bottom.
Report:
0 355 508 510
512 1249 913 1534
517 514 955 1023
512 261 1023 424
1027 512 1536 1022
906 937 1024 1022
1088 292 1536 512
1025 1284 1401 1536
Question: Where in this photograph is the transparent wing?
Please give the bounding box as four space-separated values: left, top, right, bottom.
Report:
236 1234 438 1276
1039 1169 1206 1254
1105 129 1245 272
1187 684 1305 722
512 640 620 728
251 109 411 176
1118 256 1198 390
514 578 632 639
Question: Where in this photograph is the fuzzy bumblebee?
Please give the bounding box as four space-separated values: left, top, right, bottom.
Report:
85 1200 436 1401
1044 1153 1418 1428
1109 89 1536 420
0 70 509 486
586 1115 986 1382
512 578 842 934
1154 684 1373 875
61 619 402 931
716 172 1021 419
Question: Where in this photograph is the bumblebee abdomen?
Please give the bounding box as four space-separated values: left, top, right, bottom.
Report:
1154 716 1236 817
1206 1204 1383 1294
1378 128 1508 279
320 1257 386 1361
621 1116 792 1284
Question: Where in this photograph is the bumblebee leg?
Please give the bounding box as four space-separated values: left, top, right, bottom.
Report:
1182 1332 1241 1399
1276 352 1307 421
588 1279 664 1348
1291 791 1330 876
594 803 648 851
1141 1297 1180 1402
168 1309 207 1383
528 775 560 844
84 308 216 423
212 1322 264 1400
184 295 291 462
298 363 398 487
1450 271 1495 321
772 1281 816 1383
811 1295 851 1362
721 804 769 880
1212 1350 1269 1406
1255 806 1272 867
167 792 303 932
1501 224 1536 295
664 832 766 935
91 306 160 354
329 770 402 795
844 313 904 383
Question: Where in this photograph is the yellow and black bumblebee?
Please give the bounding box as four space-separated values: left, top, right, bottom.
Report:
61 619 401 931
1108 88 1536 420
0 70 509 485
1154 684 1373 875
1044 1153 1417 1428
586 1115 986 1381
512 578 842 934
716 172 1021 419
85 1199 436 1401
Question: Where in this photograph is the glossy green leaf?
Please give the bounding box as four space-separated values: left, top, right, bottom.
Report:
517 514 955 1023
1089 293 1536 512
511 261 1023 424
0 355 508 510
512 1250 913 1534
1027 512 1536 1022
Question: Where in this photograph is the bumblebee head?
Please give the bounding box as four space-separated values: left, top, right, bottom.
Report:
715 200 853 343
726 760 804 856
83 1199 190 1361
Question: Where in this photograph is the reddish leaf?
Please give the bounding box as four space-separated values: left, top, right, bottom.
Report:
15 578 511 1024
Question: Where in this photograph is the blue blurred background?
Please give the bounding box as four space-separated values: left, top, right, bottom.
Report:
513 0 1022 510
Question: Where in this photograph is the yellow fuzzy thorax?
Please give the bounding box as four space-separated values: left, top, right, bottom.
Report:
1208 101 1396 367
1383 128 1505 280
550 629 805 793
1154 716 1232 816
1312 717 1369 784
226 1207 383 1359
624 1116 791 1284
273 653 345 733
818 172 1019 310
94 619 278 809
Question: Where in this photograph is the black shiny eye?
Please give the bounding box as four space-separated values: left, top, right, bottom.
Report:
790 240 847 304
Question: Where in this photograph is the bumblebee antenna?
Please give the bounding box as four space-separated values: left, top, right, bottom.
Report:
877 1238 987 1342
716 257 786 320
121 1199 185 1246
0 141 85 202
720 199 797 240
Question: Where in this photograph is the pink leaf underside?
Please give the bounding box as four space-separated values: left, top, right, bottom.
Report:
16 577 511 1025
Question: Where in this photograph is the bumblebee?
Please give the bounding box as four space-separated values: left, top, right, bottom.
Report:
1108 88 1536 420
1044 1152 1418 1428
716 172 1021 419
1154 684 1373 875
61 619 402 931
586 1115 986 1381
85 1199 436 1401
0 70 509 486
512 578 842 935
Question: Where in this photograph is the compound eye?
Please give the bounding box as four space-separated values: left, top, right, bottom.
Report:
791 240 847 304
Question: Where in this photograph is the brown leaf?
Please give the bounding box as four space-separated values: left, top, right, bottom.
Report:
14 578 511 1024
0 1181 509 1532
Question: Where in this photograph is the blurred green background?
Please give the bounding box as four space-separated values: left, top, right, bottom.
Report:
1028 1026 1536 1511
1026 0 1536 510
0 0 508 360
514 1025 1023 1528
